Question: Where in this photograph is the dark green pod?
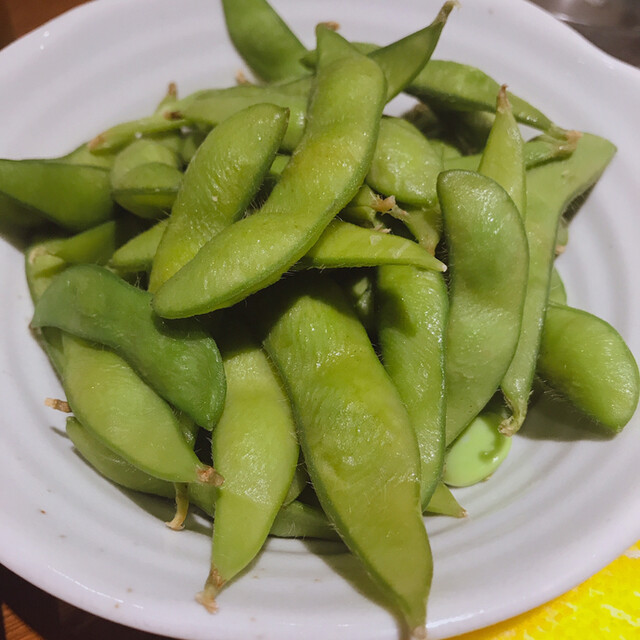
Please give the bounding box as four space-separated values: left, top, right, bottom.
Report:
32 264 225 429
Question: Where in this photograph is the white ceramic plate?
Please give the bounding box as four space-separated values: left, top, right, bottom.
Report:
1 1 639 638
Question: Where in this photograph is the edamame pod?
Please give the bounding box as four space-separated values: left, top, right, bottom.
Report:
66 416 174 499
408 60 562 135
60 334 219 485
300 220 446 271
537 304 639 433
33 264 226 430
257 274 431 636
378 266 448 509
499 133 616 435
478 86 526 216
149 103 289 291
110 139 183 219
438 170 529 445
269 501 341 542
198 318 298 610
0 160 115 231
110 219 169 274
153 27 386 318
367 117 442 209
184 87 306 153
221 0 309 83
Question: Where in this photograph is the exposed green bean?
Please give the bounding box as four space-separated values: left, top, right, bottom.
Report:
443 408 512 487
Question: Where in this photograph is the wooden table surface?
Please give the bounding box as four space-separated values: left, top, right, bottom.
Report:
1 2 638 640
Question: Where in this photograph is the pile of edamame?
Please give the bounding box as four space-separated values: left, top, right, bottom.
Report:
2 0 638 635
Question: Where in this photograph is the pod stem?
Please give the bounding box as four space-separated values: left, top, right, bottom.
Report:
165 482 189 531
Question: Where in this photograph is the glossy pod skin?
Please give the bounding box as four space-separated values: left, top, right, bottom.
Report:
0 160 115 231
198 317 298 610
538 304 639 433
153 27 386 318
59 333 218 485
438 170 529 445
499 133 616 436
377 266 448 509
184 87 305 153
149 103 289 292
300 220 446 272
367 117 442 208
477 86 526 216
257 274 431 636
32 264 226 430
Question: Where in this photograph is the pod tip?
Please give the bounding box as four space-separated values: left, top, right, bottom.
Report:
496 84 511 114
196 567 226 613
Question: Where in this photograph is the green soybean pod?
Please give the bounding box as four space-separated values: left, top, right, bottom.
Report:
60 333 219 485
438 170 529 445
269 501 341 542
444 132 580 173
110 139 183 219
258 274 431 637
367 117 443 209
408 60 563 135
149 103 289 292
377 266 448 510
538 304 639 433
478 86 526 216
110 219 169 274
66 416 175 499
197 318 298 611
221 0 309 83
153 27 386 318
0 160 115 231
548 267 567 305
184 86 306 153
367 1 455 101
499 133 616 436
300 220 446 271
32 264 226 430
